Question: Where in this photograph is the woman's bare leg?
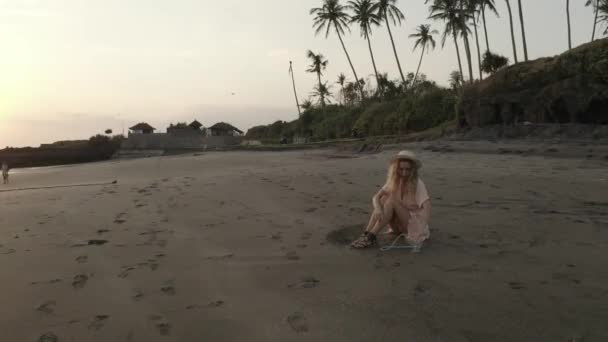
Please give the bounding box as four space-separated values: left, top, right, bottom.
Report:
367 197 396 235
364 213 378 232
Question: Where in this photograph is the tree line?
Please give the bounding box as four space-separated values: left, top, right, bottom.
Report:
289 0 608 111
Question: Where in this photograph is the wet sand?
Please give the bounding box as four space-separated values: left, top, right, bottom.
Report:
1 143 607 341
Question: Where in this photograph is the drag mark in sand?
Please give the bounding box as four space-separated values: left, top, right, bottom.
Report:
0 181 117 193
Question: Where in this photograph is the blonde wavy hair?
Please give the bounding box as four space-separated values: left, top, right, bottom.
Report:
384 158 419 196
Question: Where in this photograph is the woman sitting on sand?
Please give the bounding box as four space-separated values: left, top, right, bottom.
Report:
351 150 431 249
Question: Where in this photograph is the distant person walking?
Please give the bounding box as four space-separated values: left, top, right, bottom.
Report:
2 161 9 184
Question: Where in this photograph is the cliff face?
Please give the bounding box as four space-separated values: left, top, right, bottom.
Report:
458 38 608 127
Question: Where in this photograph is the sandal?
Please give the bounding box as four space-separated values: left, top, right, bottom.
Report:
350 232 377 249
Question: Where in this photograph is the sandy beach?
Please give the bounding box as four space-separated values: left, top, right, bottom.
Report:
1 142 607 341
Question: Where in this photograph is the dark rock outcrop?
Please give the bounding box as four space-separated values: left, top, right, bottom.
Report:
458 38 608 127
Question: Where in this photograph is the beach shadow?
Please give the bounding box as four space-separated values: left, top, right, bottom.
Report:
326 225 363 246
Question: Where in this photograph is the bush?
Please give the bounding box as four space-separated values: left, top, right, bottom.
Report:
245 83 458 142
481 51 509 75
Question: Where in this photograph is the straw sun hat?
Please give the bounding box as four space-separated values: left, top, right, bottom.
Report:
391 150 422 169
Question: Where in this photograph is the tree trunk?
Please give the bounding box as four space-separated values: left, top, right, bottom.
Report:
336 28 364 100
505 0 519 63
365 31 382 96
481 5 490 52
289 62 301 116
453 32 465 85
473 13 483 80
413 45 425 85
317 73 325 107
463 31 474 83
384 11 407 86
592 0 599 41
517 0 529 61
567 0 572 50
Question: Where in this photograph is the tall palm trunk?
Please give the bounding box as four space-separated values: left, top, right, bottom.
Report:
517 0 529 61
463 31 474 82
336 29 364 100
567 0 572 49
473 14 483 80
481 5 490 52
289 61 301 116
453 32 465 85
384 10 407 85
592 0 599 41
505 0 519 63
413 45 426 85
317 73 325 107
365 31 382 96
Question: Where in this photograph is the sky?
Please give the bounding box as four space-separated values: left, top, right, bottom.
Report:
0 0 601 147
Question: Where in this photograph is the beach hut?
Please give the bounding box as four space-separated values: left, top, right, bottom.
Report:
208 122 243 137
129 123 156 134
188 120 203 130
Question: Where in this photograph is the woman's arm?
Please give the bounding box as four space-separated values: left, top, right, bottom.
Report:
372 189 388 211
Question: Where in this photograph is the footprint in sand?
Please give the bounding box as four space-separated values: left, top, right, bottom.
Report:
285 251 300 260
31 279 62 286
286 312 309 333
118 266 136 279
148 315 171 336
72 274 88 289
300 232 312 241
288 277 320 289
37 300 56 314
37 332 59 342
508 282 526 290
96 229 110 234
186 300 224 310
132 289 144 301
88 315 109 331
88 240 108 246
161 286 176 296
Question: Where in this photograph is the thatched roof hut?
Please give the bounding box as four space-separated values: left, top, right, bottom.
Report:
209 122 243 136
129 123 156 134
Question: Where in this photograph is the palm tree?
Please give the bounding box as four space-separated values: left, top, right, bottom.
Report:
306 50 329 107
311 82 333 106
336 73 347 104
348 0 382 92
599 0 608 36
289 61 301 116
409 24 438 84
586 0 600 41
300 99 314 111
566 0 572 50
449 70 462 89
311 0 365 99
467 0 484 79
477 0 498 52
458 1 475 83
505 0 518 63
517 0 528 61
377 0 407 85
428 0 466 84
